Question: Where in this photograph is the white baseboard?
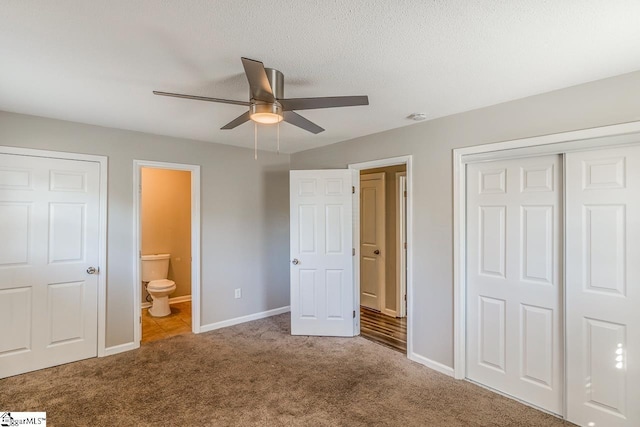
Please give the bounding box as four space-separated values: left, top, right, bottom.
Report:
199 306 290 333
141 294 191 309
102 341 139 357
408 352 455 377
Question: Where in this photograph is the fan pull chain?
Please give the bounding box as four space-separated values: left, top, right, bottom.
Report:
277 122 280 154
254 122 258 160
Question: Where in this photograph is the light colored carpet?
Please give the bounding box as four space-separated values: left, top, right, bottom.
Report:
0 314 573 426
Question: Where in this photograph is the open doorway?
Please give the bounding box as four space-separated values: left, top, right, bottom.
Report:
356 162 408 353
140 167 191 343
133 160 201 346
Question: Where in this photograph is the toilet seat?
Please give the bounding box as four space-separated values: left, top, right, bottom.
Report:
147 279 175 291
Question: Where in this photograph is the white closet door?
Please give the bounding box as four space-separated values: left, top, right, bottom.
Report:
566 146 640 427
467 155 562 414
0 153 100 378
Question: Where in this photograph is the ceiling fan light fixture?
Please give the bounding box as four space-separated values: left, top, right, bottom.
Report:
250 102 283 124
154 57 367 135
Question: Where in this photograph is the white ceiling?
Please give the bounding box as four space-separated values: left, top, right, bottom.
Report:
1 1 640 153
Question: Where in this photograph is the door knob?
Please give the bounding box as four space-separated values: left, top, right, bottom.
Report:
374 250 380 255
86 266 99 275
292 259 300 265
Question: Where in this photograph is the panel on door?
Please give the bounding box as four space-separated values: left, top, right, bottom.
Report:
290 170 355 337
0 202 31 266
0 287 32 356
0 153 100 378
360 172 385 311
466 155 562 415
48 281 86 345
566 146 640 427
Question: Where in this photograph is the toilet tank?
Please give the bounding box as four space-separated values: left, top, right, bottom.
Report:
141 254 171 282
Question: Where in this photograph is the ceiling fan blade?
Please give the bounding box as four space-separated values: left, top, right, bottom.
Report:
283 111 324 134
221 111 251 130
241 57 275 102
153 91 250 106
280 95 369 111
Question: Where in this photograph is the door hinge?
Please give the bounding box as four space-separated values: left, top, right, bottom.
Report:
404 242 407 250
352 248 355 256
404 294 407 301
352 186 355 194
353 310 356 318
139 316 142 324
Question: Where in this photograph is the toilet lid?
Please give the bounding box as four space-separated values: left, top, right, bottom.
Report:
147 279 175 291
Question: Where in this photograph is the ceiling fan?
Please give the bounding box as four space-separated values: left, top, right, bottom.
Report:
153 57 369 134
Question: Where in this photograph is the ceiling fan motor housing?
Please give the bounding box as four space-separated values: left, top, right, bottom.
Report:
248 68 285 123
263 68 284 99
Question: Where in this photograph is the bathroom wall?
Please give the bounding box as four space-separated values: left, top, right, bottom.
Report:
360 164 406 315
141 167 192 300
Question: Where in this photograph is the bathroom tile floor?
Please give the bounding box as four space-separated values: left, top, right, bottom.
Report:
141 300 192 343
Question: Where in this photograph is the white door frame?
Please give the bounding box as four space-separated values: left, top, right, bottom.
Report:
349 155 413 355
453 120 640 380
133 160 201 344
0 145 109 357
396 172 407 318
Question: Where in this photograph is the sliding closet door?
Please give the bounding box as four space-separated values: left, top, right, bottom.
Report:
566 146 640 427
467 155 562 414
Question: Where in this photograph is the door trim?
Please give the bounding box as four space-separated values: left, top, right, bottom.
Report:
453 120 640 381
133 160 201 346
396 172 407 318
349 155 413 355
0 145 108 357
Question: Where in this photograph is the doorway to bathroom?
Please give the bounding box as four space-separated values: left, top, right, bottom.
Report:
133 160 201 346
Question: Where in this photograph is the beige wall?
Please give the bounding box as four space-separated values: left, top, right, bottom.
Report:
3 69 640 363
361 164 406 314
0 111 291 348
292 70 640 368
141 168 191 299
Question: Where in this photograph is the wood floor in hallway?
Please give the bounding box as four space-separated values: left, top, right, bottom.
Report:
360 306 407 353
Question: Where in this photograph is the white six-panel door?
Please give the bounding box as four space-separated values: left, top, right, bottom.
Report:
565 146 640 426
290 170 356 337
360 172 385 311
0 153 100 378
466 155 563 414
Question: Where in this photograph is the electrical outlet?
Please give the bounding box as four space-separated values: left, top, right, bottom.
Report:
234 288 242 299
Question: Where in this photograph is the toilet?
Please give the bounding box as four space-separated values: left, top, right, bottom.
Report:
141 253 176 317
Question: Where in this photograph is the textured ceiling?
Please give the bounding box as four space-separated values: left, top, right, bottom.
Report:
1 1 640 153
